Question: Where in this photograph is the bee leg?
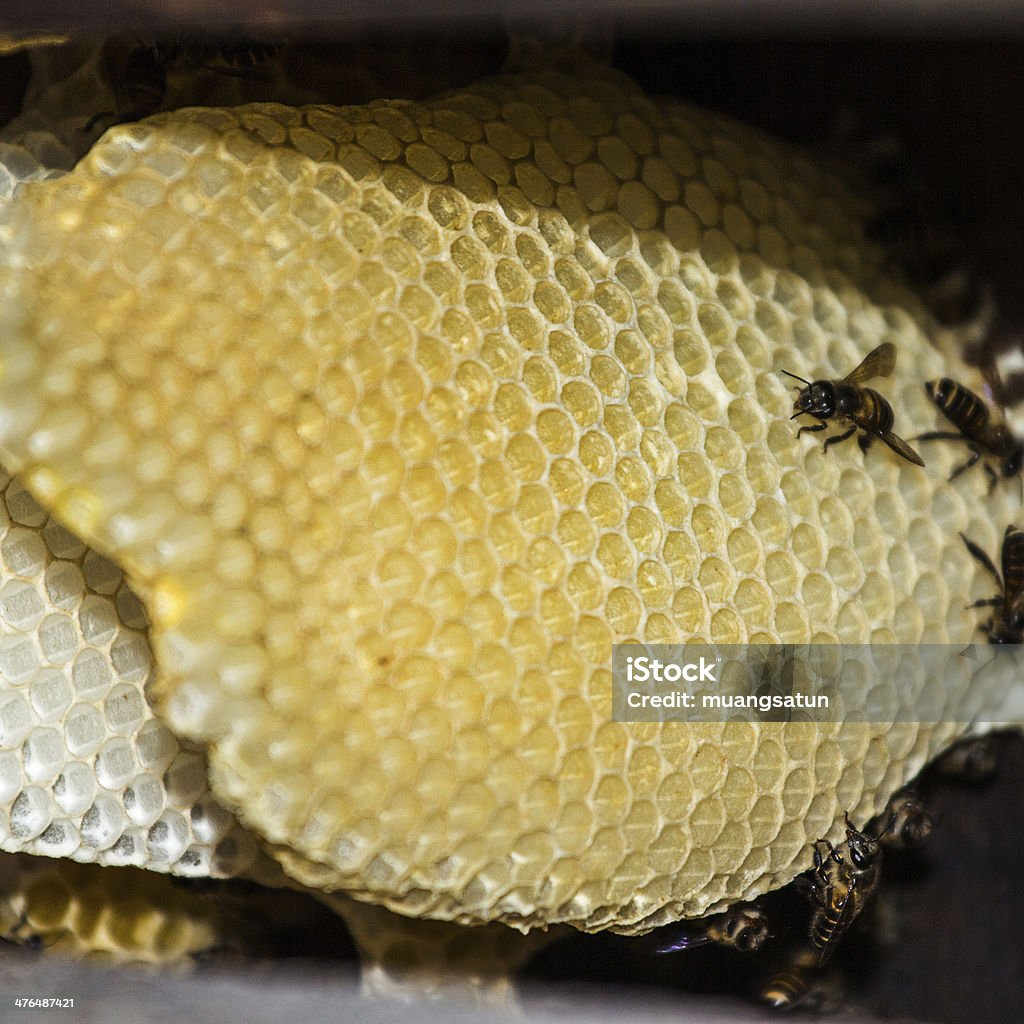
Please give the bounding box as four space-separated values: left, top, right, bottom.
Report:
810 842 831 886
812 839 841 874
856 431 875 454
984 462 999 492
822 426 857 452
913 430 968 442
965 597 1003 609
948 445 983 482
960 533 1003 585
796 422 828 439
795 876 827 910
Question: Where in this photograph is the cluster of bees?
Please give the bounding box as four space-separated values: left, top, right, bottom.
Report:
788 342 1024 642
650 346 1020 1010
82 30 281 133
656 736 1000 1011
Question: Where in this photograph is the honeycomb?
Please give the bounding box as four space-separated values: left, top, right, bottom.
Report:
0 851 237 962
327 894 557 1000
0 56 1020 938
0 469 261 877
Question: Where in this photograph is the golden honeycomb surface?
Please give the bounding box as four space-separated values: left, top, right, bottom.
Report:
0 58 1019 936
0 852 234 961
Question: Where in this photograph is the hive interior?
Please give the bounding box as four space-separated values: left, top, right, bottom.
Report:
0 57 1018 935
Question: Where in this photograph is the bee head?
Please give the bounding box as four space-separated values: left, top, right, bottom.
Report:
846 835 879 870
728 908 771 952
897 800 934 845
791 381 835 418
844 811 893 869
1002 445 1024 478
955 738 998 780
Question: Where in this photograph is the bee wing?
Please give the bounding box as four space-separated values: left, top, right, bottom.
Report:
1000 526 1024 614
981 359 1009 416
816 883 858 968
844 342 896 384
654 931 711 953
876 429 926 467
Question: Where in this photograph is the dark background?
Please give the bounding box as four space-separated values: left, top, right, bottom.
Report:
525 731 1024 1023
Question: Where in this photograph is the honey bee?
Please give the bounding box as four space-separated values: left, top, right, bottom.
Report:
784 342 925 466
85 31 281 132
915 367 1023 490
871 788 934 849
760 946 843 1012
656 904 771 954
934 735 1000 782
961 524 1024 644
176 32 276 74
82 40 163 132
867 184 984 328
800 813 891 966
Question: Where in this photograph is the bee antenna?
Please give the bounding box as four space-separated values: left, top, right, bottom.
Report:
844 810 892 841
781 369 811 386
877 811 898 841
